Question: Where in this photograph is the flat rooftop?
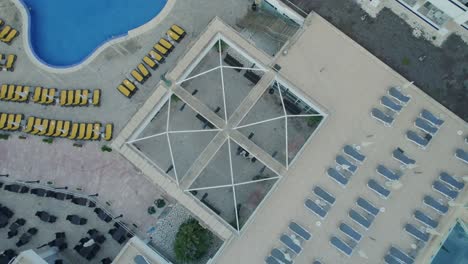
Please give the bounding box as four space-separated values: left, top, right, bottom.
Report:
214 13 468 264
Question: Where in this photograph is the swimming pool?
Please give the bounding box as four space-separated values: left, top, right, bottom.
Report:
432 221 468 264
20 0 167 67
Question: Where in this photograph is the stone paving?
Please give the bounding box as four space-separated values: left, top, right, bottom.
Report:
0 136 164 239
0 183 123 263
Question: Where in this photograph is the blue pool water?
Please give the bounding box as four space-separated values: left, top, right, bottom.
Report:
21 0 167 67
432 222 468 264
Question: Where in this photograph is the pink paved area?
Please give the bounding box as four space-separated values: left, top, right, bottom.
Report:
0 136 165 237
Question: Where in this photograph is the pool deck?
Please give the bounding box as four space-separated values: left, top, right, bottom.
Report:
0 0 252 250
214 13 467 264
0 0 251 137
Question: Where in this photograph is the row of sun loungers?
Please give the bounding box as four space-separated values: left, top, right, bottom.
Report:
0 85 101 106
371 87 411 127
0 112 112 141
0 113 23 131
406 109 444 149
0 54 16 71
58 89 101 106
305 185 336 219
23 117 113 141
329 195 380 257
0 19 19 45
326 145 366 187
266 221 311 263
118 24 185 98
396 169 465 258
0 84 29 102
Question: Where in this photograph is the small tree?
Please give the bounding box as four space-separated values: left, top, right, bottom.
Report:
147 206 156 215
174 219 212 262
155 198 166 208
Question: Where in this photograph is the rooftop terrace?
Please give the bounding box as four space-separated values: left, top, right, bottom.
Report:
214 13 467 264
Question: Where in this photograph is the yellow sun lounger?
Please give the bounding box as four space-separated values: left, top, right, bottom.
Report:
149 50 164 63
91 89 100 106
167 29 180 42
143 56 157 70
5 85 15 100
0 19 3 27
0 113 7 129
2 29 18 44
0 26 11 39
60 121 71 137
45 88 56 104
0 84 8 99
5 54 16 71
80 89 89 105
52 120 63 137
11 85 22 102
77 123 86 140
18 86 29 102
137 63 150 78
159 38 173 51
154 43 168 56
74 89 82 105
39 88 48 104
59 90 67 106
92 123 101 140
68 123 79 139
66 90 74 106
13 114 23 130
0 113 7 130
117 84 132 98
4 114 14 130
123 79 136 92
103 123 113 141
171 24 186 37
32 87 42 102
131 70 144 84
37 119 49 135
84 123 93 140
45 120 57 136
4 114 19 130
23 116 35 133
30 118 42 135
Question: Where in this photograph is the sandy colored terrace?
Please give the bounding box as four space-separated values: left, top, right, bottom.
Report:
215 13 467 264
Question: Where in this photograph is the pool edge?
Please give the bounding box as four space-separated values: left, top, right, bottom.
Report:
11 0 175 74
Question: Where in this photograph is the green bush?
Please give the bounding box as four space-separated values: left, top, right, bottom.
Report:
155 198 166 208
0 134 9 140
101 145 112 152
171 94 180 103
402 57 410 65
307 116 323 127
174 219 212 262
42 138 53 144
148 206 156 215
